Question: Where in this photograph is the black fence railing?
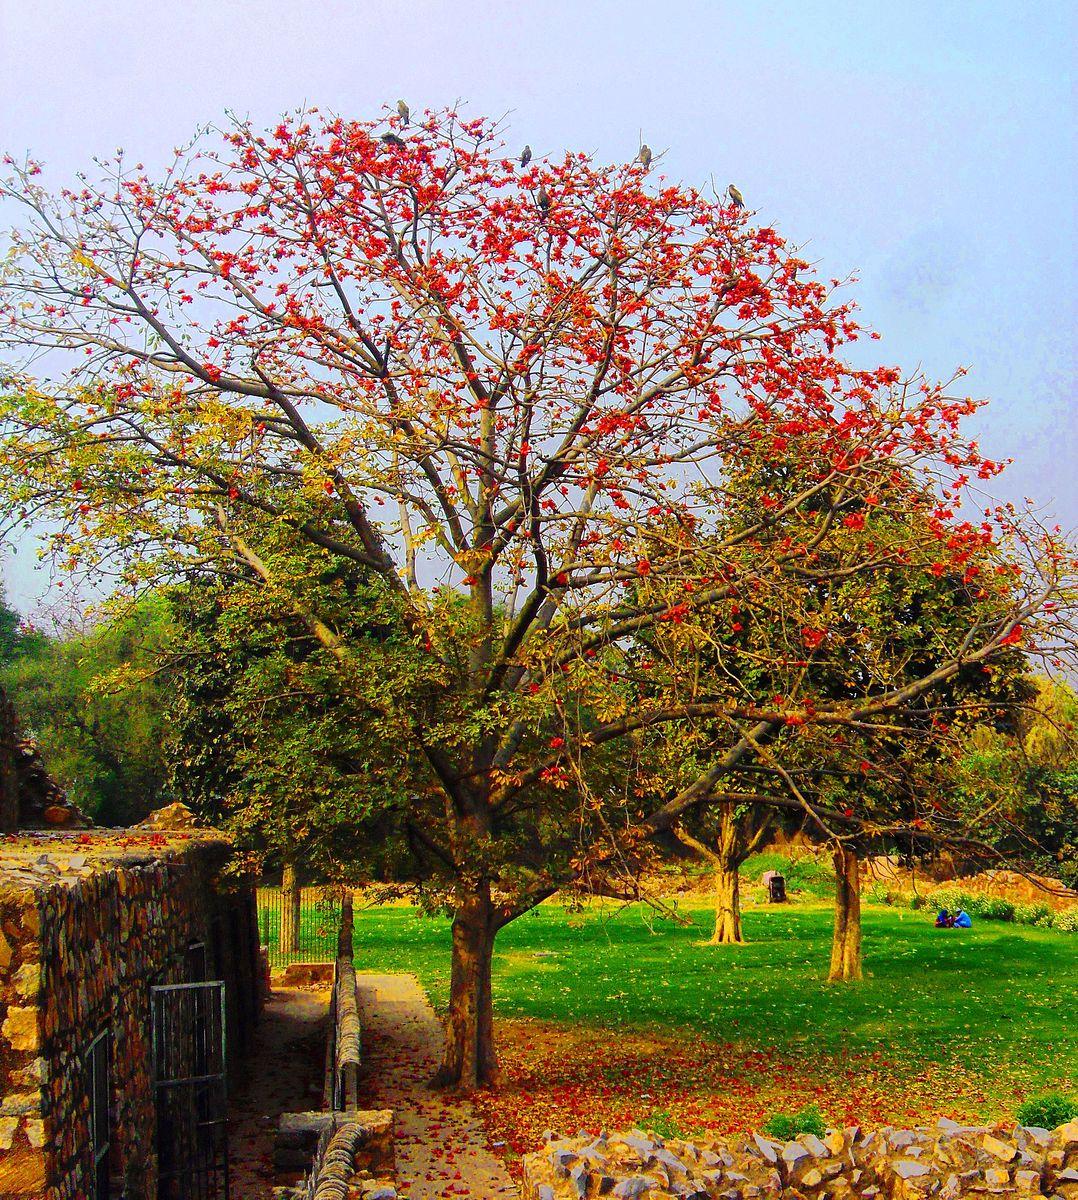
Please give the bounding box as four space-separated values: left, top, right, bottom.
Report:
256 885 343 968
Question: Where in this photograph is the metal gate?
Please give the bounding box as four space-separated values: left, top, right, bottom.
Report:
151 981 229 1200
82 1029 110 1200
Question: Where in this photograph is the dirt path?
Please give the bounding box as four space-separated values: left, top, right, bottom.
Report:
356 972 519 1200
228 986 330 1198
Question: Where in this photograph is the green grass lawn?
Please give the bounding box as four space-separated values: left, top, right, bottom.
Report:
351 899 1077 1098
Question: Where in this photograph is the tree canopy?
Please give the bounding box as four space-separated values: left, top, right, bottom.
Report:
1 107 1074 1085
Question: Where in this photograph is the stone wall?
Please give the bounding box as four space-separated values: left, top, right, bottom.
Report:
272 948 398 1197
0 877 44 1195
0 827 261 1199
278 1109 395 1200
522 1119 1078 1198
332 956 362 1112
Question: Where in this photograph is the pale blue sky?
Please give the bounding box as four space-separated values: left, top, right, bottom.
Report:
0 0 1074 612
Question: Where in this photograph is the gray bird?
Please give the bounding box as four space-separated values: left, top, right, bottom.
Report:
728 183 745 209
381 132 406 149
397 100 410 125
638 144 652 168
520 144 533 168
537 186 552 218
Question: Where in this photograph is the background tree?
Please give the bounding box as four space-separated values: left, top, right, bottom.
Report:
953 678 1078 888
0 109 1072 1086
0 597 173 823
676 803 772 944
635 445 1042 978
166 542 425 882
0 581 20 666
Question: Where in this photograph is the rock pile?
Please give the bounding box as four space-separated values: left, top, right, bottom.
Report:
10 736 89 830
522 1119 1078 1198
0 686 89 832
136 801 199 830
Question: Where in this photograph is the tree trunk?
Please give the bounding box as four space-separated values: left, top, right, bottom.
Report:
280 861 301 954
828 845 862 982
431 883 499 1091
709 802 745 944
710 864 744 944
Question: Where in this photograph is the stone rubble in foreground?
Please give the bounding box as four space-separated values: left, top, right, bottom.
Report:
522 1119 1078 1198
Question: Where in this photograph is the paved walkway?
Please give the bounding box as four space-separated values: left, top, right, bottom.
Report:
228 986 330 1198
356 972 519 1199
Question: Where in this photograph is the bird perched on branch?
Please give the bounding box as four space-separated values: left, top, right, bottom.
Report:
638 144 652 168
381 132 407 149
536 186 552 218
728 183 745 209
397 100 410 126
520 144 532 168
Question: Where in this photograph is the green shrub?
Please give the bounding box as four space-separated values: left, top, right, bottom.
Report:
1054 907 1078 933
925 889 1021 921
924 889 1067 928
866 885 916 907
643 1109 685 1139
1016 1093 1078 1129
761 1103 827 1140
926 887 974 916
908 892 927 911
1013 902 1054 927
979 897 1016 921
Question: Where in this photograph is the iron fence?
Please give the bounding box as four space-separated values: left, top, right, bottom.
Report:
151 981 229 1199
256 885 343 968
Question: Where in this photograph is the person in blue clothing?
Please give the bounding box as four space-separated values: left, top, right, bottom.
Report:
935 908 952 928
953 909 972 928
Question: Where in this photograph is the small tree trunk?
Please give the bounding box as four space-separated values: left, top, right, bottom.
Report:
337 889 354 960
431 883 499 1091
280 861 301 954
709 802 745 945
828 845 862 982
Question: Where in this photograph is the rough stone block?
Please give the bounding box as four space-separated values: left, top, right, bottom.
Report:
2 1005 39 1051
0 1146 47 1194
0 1117 17 1150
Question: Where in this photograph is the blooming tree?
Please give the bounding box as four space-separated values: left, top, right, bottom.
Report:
0 108 1073 1086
